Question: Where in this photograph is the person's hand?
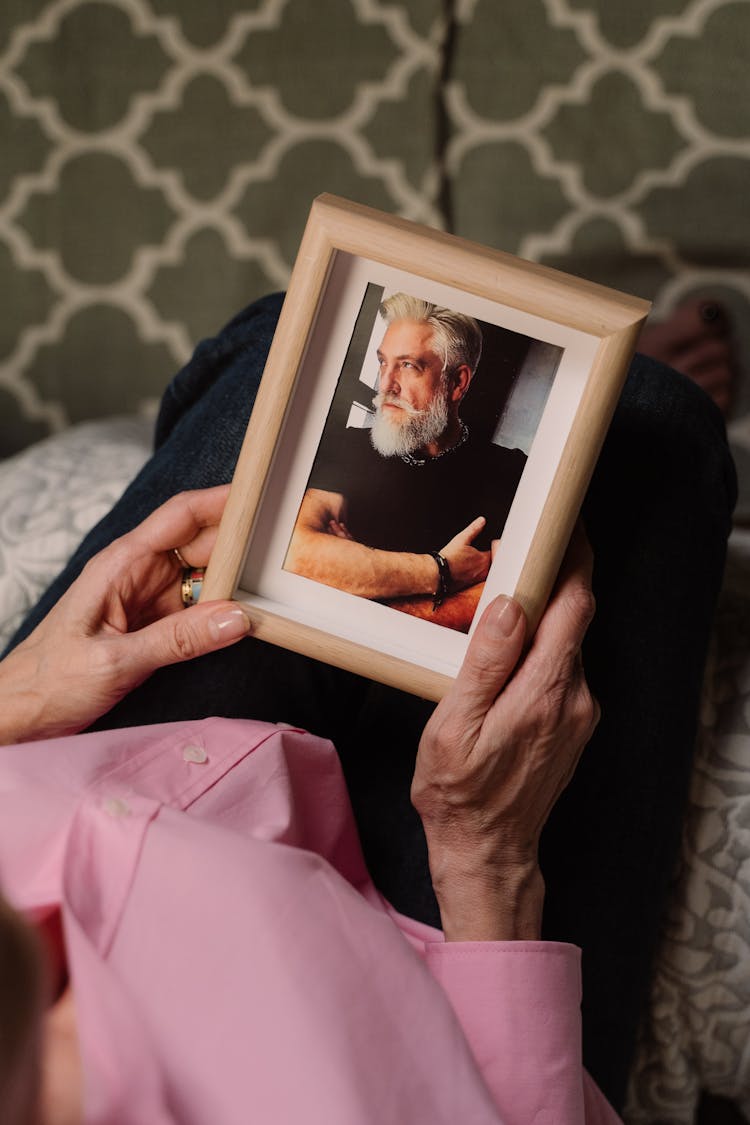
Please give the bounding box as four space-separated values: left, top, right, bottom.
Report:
440 516 491 592
0 486 252 745
411 531 599 941
638 297 737 416
327 518 354 540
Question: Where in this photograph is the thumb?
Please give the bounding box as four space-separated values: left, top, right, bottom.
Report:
450 596 525 716
443 516 486 554
114 601 252 682
457 515 486 545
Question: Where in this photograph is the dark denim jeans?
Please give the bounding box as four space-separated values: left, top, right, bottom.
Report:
8 292 737 1110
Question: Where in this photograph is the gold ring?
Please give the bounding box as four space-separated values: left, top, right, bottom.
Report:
180 567 206 607
173 546 190 568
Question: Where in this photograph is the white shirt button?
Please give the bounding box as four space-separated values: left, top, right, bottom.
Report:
182 744 208 764
102 796 130 818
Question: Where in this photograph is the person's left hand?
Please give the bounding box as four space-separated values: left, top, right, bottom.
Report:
0 486 252 745
412 529 599 942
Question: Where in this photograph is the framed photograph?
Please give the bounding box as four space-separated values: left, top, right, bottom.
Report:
203 194 649 700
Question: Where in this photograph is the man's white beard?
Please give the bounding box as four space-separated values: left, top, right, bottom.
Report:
370 388 450 458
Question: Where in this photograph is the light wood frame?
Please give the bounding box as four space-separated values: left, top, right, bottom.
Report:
203 194 650 700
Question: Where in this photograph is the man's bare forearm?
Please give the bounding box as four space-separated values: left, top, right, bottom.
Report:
288 489 491 602
386 584 485 633
286 525 440 600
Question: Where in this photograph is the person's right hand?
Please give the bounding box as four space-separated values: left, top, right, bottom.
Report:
0 487 252 746
440 516 491 592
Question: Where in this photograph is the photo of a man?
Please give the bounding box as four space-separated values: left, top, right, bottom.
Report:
284 291 534 633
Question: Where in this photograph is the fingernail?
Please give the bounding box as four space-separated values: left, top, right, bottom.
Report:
490 596 523 637
209 607 252 642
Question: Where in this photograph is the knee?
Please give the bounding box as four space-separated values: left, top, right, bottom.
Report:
593 353 737 536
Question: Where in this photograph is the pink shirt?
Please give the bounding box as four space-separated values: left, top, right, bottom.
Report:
0 718 620 1124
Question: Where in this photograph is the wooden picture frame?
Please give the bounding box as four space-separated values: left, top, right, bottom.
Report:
203 194 650 701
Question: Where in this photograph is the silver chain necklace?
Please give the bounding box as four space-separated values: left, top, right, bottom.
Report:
400 421 469 467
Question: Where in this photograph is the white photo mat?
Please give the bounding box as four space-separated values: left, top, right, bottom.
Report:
238 251 600 678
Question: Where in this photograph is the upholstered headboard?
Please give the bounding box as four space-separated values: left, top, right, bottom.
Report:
1 0 749 511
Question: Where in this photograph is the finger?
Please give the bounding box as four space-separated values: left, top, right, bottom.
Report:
173 525 222 570
678 338 735 378
455 515 486 546
327 519 353 541
690 364 735 390
556 520 594 589
87 487 231 597
640 297 729 354
526 548 596 675
502 524 595 707
106 600 252 685
446 596 526 719
125 487 231 559
566 656 601 750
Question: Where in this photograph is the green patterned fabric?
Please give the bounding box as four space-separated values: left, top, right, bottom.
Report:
1 0 749 480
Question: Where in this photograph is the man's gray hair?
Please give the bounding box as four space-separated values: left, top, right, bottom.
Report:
379 292 483 378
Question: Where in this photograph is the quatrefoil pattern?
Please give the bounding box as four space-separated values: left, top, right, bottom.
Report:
1 0 749 474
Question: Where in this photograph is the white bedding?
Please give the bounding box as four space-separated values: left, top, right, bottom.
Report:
0 416 152 649
627 529 750 1121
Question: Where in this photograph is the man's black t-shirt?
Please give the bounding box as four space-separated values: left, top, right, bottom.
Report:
308 425 526 554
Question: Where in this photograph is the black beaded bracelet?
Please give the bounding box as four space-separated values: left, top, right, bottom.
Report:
428 551 452 610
